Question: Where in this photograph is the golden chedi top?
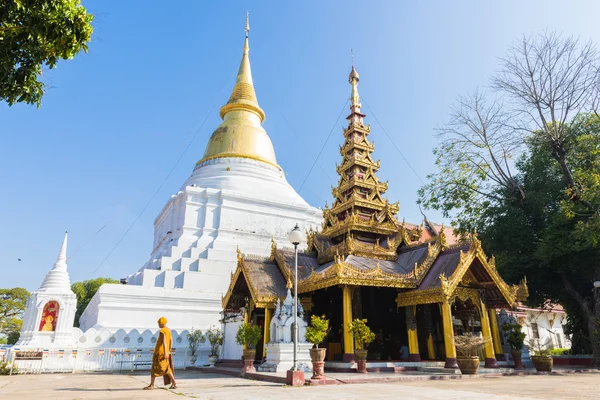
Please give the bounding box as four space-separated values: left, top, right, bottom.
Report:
199 14 278 168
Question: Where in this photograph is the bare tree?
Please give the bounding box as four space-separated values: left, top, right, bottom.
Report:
492 32 600 201
436 90 525 201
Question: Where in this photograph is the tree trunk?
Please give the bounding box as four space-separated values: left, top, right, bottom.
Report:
558 270 600 367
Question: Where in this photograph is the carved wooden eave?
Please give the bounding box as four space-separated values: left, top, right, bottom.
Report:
221 249 280 310
395 238 526 308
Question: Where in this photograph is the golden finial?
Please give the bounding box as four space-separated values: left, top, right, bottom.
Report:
217 13 264 121
245 11 250 38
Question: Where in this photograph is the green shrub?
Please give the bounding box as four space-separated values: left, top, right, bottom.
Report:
549 348 570 356
502 323 526 350
0 360 17 375
206 326 225 356
235 323 262 350
348 319 375 350
305 315 329 348
186 328 205 356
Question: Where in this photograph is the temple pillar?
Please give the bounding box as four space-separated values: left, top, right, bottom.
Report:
426 334 436 360
405 306 421 361
342 285 354 360
480 300 498 368
263 307 272 358
488 308 505 361
440 300 458 369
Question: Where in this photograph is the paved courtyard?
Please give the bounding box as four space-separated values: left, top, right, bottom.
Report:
1 370 599 399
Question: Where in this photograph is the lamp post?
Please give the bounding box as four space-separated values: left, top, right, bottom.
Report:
287 223 304 371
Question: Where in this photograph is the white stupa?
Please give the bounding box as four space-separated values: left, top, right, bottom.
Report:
17 232 78 347
78 19 322 332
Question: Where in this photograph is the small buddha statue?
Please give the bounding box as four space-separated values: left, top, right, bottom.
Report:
41 315 54 331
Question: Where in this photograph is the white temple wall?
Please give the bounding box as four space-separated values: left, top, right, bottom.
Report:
222 319 243 360
523 311 571 350
79 284 222 332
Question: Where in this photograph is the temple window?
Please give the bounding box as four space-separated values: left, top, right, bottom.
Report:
531 322 540 339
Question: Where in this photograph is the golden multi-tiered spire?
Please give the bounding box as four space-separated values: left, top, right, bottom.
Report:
311 66 402 261
199 13 279 168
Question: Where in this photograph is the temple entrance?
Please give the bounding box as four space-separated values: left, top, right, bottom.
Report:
359 287 407 361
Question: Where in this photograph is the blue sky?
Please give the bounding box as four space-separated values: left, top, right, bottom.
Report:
2 1 599 291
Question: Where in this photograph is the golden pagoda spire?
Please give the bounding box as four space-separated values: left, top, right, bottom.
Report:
199 14 278 168
219 12 265 121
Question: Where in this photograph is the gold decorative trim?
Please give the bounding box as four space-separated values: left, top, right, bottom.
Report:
299 258 416 294
222 249 280 310
195 153 282 171
395 238 525 308
219 102 265 121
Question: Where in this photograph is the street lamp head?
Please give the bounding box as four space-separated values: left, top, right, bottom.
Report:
594 281 600 288
287 223 304 246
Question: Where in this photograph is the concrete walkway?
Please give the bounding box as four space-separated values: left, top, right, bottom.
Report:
1 370 599 399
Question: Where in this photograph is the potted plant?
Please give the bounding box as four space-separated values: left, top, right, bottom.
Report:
348 318 375 373
206 326 225 367
186 328 205 366
235 322 263 374
454 334 490 374
305 315 330 379
502 323 526 369
528 338 553 372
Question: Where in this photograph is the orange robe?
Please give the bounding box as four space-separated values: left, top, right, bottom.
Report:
151 327 173 377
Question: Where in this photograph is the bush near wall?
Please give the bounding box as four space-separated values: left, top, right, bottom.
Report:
549 348 570 356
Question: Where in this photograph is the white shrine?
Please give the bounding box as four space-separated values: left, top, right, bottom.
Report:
258 289 312 372
17 233 78 348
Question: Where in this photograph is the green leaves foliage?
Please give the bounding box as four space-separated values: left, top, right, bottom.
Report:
502 323 526 351
348 318 375 350
235 322 262 350
305 315 329 347
71 277 118 327
0 287 29 337
205 326 224 356
0 0 94 106
186 328 205 356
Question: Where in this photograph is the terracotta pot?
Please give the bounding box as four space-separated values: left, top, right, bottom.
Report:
355 349 368 373
511 349 524 369
310 348 327 379
242 349 256 374
457 356 480 375
208 355 218 367
310 348 326 362
355 349 368 360
531 355 553 372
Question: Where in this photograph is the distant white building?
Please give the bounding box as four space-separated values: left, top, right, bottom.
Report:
499 302 571 353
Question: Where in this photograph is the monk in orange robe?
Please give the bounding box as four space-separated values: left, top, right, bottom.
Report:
144 317 177 390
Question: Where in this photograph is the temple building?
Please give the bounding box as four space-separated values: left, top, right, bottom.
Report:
222 66 529 368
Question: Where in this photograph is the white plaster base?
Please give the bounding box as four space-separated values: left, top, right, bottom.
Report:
79 157 322 334
259 342 313 372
